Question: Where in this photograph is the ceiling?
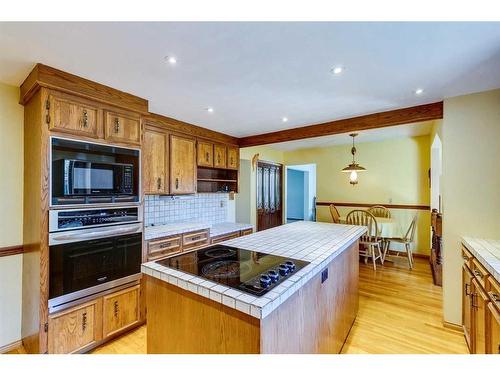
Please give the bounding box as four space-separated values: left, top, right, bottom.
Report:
270 121 433 151
1 22 499 137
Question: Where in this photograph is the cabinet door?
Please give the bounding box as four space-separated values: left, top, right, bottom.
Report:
486 303 500 354
170 135 196 194
214 144 227 169
48 299 102 354
227 146 239 170
143 128 168 194
102 285 140 339
462 264 473 352
104 111 141 145
472 277 488 354
197 141 214 167
49 93 100 138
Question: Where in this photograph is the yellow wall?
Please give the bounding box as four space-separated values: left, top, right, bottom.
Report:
0 82 24 348
283 135 431 254
441 89 500 325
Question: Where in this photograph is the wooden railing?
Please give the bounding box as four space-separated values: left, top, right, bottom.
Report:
315 201 430 210
0 245 23 257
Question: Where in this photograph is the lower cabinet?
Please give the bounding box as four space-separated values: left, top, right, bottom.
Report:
462 264 473 351
487 302 500 354
48 299 102 354
471 277 488 353
48 284 141 353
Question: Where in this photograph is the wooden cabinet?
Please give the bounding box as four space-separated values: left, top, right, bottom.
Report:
471 277 488 353
197 141 214 167
183 230 210 251
104 110 141 146
227 146 239 170
214 144 227 168
103 285 141 339
463 263 473 351
170 135 196 194
48 93 100 138
211 231 240 244
147 235 182 261
143 127 168 194
487 302 500 354
48 299 102 354
241 228 253 236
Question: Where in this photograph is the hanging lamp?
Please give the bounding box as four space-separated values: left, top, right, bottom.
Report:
341 133 366 185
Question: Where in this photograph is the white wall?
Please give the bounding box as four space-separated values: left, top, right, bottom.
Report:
441 89 500 325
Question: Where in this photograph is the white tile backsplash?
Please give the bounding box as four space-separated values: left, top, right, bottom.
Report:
144 193 229 226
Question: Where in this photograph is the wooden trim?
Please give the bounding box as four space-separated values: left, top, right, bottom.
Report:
316 201 430 210
385 249 430 260
0 339 23 354
0 245 23 257
443 321 463 332
20 63 149 114
238 102 443 147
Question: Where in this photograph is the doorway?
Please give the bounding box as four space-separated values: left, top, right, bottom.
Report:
285 164 317 223
256 161 283 231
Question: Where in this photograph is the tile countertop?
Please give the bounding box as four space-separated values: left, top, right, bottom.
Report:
142 221 366 320
462 237 500 282
144 222 254 241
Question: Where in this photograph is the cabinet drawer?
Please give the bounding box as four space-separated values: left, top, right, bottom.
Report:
48 299 102 354
211 231 240 244
462 246 473 269
183 230 209 249
240 228 253 236
104 110 141 145
472 258 489 289
102 285 140 339
148 236 182 261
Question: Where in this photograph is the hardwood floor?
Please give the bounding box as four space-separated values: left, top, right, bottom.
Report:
7 257 468 354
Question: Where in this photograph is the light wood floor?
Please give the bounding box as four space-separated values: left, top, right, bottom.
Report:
8 257 468 354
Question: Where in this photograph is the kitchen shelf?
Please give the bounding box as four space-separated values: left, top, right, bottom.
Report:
197 178 237 183
197 166 238 193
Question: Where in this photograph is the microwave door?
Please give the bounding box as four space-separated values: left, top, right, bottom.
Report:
70 160 92 195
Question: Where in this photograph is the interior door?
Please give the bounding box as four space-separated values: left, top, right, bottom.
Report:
257 161 283 231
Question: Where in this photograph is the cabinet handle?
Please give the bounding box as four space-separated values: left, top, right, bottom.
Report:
159 242 172 249
462 255 469 261
114 301 119 318
157 177 162 190
190 236 201 241
82 312 87 331
230 157 233 165
206 152 209 162
491 293 499 302
114 118 120 133
82 110 88 128
464 283 470 296
175 178 179 189
474 269 483 278
217 155 221 164
471 293 480 309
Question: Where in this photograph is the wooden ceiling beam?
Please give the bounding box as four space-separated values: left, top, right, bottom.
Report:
238 102 443 148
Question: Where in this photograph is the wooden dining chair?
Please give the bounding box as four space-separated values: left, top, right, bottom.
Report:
387 215 418 269
329 204 341 224
345 210 383 270
368 205 391 218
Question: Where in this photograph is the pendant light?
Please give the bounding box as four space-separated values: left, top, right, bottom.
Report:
341 133 366 185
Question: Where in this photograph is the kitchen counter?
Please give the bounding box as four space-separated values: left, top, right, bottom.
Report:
210 222 253 237
142 221 366 319
462 237 500 282
144 221 253 241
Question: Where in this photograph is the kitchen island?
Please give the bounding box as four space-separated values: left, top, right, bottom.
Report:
142 221 366 353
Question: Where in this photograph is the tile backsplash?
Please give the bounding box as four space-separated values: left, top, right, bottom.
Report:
144 193 229 227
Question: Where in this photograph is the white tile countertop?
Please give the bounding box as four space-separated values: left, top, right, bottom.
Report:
462 237 500 282
144 221 254 241
142 221 366 320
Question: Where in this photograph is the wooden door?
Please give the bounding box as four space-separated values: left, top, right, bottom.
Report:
49 93 100 138
170 135 196 194
227 146 239 170
102 285 140 339
197 141 214 167
463 264 473 351
257 161 283 231
214 144 227 168
104 110 141 145
48 299 102 354
486 303 500 354
472 277 488 353
143 127 168 194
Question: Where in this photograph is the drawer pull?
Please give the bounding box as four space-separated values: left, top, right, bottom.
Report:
472 294 479 309
114 301 119 318
462 255 469 261
159 242 172 248
114 118 120 133
206 152 209 162
491 293 499 302
474 269 483 278
82 110 88 128
190 236 201 241
464 283 470 296
82 312 87 331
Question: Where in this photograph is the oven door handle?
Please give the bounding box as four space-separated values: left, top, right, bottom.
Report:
49 224 142 245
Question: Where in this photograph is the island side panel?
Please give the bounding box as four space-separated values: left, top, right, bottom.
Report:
260 240 359 353
145 275 261 354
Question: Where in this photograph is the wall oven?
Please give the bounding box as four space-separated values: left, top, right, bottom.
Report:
48 206 143 313
50 137 140 206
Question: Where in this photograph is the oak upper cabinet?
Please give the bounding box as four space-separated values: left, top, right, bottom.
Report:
48 299 102 354
197 140 214 167
170 134 196 194
102 285 140 339
48 92 101 138
462 263 474 351
227 146 239 170
214 144 227 169
104 110 141 146
143 127 168 194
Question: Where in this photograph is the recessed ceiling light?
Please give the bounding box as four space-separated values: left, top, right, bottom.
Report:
165 56 177 65
282 117 288 123
206 107 214 113
331 66 343 75
415 88 424 95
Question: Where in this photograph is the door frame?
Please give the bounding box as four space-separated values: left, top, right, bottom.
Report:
256 160 284 231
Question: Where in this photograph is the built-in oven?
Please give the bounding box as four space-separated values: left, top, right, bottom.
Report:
48 206 143 313
50 137 140 206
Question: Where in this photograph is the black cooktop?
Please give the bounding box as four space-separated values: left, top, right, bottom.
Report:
156 245 309 297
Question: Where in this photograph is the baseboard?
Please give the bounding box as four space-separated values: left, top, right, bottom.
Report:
0 339 23 354
443 321 463 332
